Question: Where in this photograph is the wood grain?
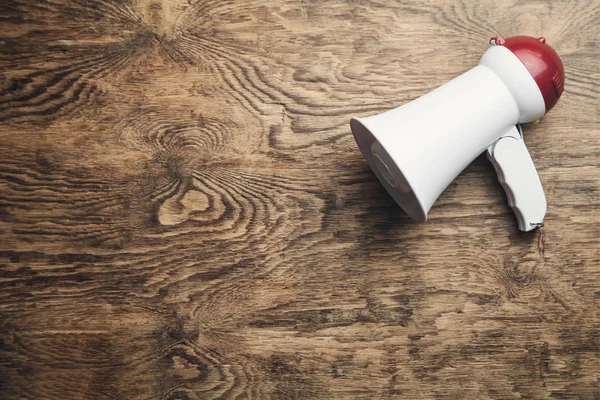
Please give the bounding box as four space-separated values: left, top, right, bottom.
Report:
0 0 598 399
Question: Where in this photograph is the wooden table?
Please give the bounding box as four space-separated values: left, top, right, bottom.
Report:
1 1 598 398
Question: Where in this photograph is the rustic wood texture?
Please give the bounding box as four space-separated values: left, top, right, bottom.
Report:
0 0 598 399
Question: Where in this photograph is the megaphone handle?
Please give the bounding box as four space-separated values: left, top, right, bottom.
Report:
486 125 547 232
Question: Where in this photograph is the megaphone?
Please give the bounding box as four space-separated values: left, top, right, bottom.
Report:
351 36 564 231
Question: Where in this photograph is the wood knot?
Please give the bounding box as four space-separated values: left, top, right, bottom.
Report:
157 189 210 226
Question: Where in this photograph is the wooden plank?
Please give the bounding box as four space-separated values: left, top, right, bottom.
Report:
0 0 598 398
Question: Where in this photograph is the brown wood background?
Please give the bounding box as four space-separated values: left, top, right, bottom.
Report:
0 0 598 399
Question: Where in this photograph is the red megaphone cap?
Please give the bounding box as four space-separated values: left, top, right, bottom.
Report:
493 36 565 113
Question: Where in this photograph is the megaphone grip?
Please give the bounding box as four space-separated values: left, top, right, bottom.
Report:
487 126 547 232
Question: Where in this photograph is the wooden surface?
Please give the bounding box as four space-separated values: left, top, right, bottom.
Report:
0 0 598 399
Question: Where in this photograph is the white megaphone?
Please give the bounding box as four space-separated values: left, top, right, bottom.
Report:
351 36 564 231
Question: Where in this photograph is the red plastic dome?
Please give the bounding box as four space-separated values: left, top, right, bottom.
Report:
492 36 565 113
